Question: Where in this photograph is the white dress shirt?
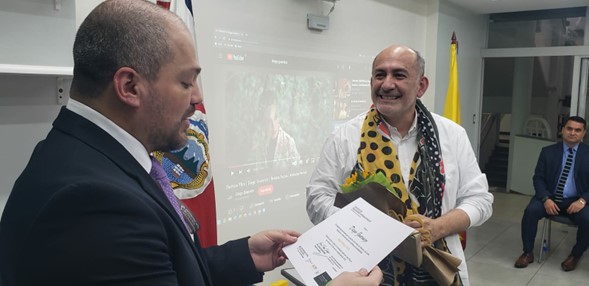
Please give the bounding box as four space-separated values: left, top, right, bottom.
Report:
66 98 152 173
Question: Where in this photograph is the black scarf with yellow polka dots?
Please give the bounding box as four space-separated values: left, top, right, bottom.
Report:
352 100 461 285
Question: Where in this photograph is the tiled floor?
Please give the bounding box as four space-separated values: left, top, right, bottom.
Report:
277 189 589 286
466 190 589 285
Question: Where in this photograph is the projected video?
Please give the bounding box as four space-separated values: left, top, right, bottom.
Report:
201 27 372 229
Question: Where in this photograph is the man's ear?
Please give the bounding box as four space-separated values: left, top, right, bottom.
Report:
417 76 429 98
113 67 144 107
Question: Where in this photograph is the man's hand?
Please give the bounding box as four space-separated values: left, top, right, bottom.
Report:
328 266 383 286
543 198 560 216
566 198 586 214
404 209 470 246
405 214 439 246
248 229 299 272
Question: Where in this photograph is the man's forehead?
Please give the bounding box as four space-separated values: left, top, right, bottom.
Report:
373 56 413 73
565 121 585 129
378 46 415 59
374 49 416 69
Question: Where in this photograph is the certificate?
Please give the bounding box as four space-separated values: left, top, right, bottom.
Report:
283 198 414 286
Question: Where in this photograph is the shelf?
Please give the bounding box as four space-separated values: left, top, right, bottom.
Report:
0 64 73 106
0 64 72 77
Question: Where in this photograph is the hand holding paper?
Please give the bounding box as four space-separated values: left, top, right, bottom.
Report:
283 198 414 286
334 181 463 286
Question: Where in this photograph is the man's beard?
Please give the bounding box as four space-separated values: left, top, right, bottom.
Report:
150 123 188 152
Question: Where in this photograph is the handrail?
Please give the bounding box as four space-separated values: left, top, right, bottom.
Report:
479 113 500 170
480 113 494 143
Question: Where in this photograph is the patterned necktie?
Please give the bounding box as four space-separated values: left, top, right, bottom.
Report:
554 148 574 202
149 156 188 228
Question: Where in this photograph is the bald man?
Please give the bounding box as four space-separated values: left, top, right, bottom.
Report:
306 45 493 286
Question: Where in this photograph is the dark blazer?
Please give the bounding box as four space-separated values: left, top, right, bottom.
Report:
533 142 589 203
0 108 262 286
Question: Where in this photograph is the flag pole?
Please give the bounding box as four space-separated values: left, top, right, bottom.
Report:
443 31 461 124
443 31 467 249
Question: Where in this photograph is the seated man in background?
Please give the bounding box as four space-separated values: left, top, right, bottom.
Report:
306 44 493 285
515 116 589 271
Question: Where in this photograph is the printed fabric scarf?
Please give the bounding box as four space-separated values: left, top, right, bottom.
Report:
350 100 461 286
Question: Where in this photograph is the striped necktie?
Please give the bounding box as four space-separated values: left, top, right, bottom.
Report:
554 148 574 202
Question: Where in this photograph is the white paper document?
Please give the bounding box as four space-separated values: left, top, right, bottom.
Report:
284 198 415 286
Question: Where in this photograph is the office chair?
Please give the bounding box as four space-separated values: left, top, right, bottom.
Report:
537 215 577 263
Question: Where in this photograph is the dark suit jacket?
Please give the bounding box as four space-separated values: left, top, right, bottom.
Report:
0 108 262 286
533 142 589 203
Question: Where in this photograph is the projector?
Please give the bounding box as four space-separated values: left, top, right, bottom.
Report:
307 14 329 31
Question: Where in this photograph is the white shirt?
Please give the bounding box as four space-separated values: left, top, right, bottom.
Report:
382 111 419 187
66 98 152 173
306 111 494 285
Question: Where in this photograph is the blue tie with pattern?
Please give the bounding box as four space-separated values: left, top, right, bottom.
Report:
554 148 574 202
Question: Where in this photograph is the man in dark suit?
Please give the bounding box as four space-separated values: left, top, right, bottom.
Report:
0 1 300 285
515 116 589 271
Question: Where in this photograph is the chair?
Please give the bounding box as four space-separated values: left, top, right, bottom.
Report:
524 116 551 139
537 215 577 263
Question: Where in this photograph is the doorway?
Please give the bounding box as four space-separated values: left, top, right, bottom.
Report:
479 6 587 193
480 56 574 194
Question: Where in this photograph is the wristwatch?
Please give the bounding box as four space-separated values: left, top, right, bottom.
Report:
541 196 549 203
580 199 586 206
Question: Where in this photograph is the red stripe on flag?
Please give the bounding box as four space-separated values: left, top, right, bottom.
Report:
183 179 217 247
156 1 170 9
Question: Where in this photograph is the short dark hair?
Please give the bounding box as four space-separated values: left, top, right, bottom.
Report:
70 0 182 98
564 116 586 130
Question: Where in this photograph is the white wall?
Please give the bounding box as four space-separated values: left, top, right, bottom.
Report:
0 0 75 66
433 1 487 151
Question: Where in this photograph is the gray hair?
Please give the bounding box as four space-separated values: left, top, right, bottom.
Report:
413 49 425 77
